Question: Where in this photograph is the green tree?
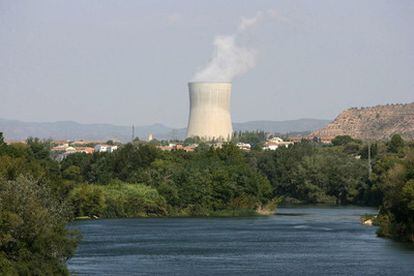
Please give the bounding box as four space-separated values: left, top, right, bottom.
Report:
331 135 357 146
0 176 79 275
62 165 82 182
69 184 106 217
26 137 51 160
387 134 405 153
376 149 414 242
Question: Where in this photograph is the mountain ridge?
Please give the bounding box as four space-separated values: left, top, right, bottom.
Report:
0 118 329 142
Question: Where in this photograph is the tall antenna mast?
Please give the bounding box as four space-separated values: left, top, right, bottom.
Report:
368 141 372 182
131 125 135 142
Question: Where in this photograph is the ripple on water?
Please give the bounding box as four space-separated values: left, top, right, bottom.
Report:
68 207 414 276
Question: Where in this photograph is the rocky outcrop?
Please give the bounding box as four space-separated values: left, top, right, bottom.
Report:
310 103 414 141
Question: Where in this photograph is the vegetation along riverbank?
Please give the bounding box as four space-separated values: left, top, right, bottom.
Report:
1 132 413 274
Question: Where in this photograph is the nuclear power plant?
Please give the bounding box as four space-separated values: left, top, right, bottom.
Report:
186 82 233 141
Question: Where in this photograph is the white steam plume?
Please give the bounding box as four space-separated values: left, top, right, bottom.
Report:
192 10 278 82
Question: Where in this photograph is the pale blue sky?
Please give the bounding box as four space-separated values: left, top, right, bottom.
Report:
1 0 413 127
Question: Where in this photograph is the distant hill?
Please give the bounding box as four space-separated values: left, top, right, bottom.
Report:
310 102 414 141
0 118 330 142
233 119 330 134
0 119 171 142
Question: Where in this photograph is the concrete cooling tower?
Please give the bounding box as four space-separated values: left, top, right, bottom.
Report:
186 82 233 141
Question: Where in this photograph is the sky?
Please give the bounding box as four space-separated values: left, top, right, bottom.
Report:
1 0 413 128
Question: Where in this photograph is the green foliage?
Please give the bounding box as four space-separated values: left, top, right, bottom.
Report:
342 142 361 155
62 165 82 181
62 142 274 217
2 125 414 275
147 138 161 146
255 142 369 204
387 134 405 153
183 136 202 145
69 182 168 218
69 184 106 217
402 180 414 211
26 137 52 160
256 142 315 197
375 149 414 242
0 176 79 275
331 135 360 146
0 139 79 273
360 143 378 159
141 143 272 216
0 133 6 156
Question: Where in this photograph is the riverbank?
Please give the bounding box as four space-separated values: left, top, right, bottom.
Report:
74 206 277 220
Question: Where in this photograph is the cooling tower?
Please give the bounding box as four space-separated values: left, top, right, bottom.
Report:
186 82 233 141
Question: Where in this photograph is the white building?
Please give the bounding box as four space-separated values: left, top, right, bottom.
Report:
262 137 293 151
94 144 118 153
236 142 251 151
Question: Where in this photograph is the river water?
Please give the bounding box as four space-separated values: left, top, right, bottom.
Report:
67 206 414 275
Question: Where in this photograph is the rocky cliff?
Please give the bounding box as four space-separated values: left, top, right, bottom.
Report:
310 103 414 141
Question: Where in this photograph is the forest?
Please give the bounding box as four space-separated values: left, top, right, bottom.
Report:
0 132 413 274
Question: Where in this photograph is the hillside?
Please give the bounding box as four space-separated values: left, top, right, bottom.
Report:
0 119 171 142
0 118 329 142
310 103 414 141
233 119 330 134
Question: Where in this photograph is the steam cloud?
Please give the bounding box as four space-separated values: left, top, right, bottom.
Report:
192 10 278 82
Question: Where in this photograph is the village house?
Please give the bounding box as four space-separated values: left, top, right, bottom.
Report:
236 142 251 151
262 137 294 151
94 144 118 153
156 143 198 152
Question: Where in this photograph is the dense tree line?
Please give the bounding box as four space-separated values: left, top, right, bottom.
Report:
0 135 78 275
1 131 413 273
371 135 414 242
61 143 273 217
254 142 370 205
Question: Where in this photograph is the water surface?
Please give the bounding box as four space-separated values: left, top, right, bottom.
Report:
68 206 414 275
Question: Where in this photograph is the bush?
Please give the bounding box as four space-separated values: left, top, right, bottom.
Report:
0 176 79 275
69 182 168 218
387 134 405 153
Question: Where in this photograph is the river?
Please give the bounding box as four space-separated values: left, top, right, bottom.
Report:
67 206 414 275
